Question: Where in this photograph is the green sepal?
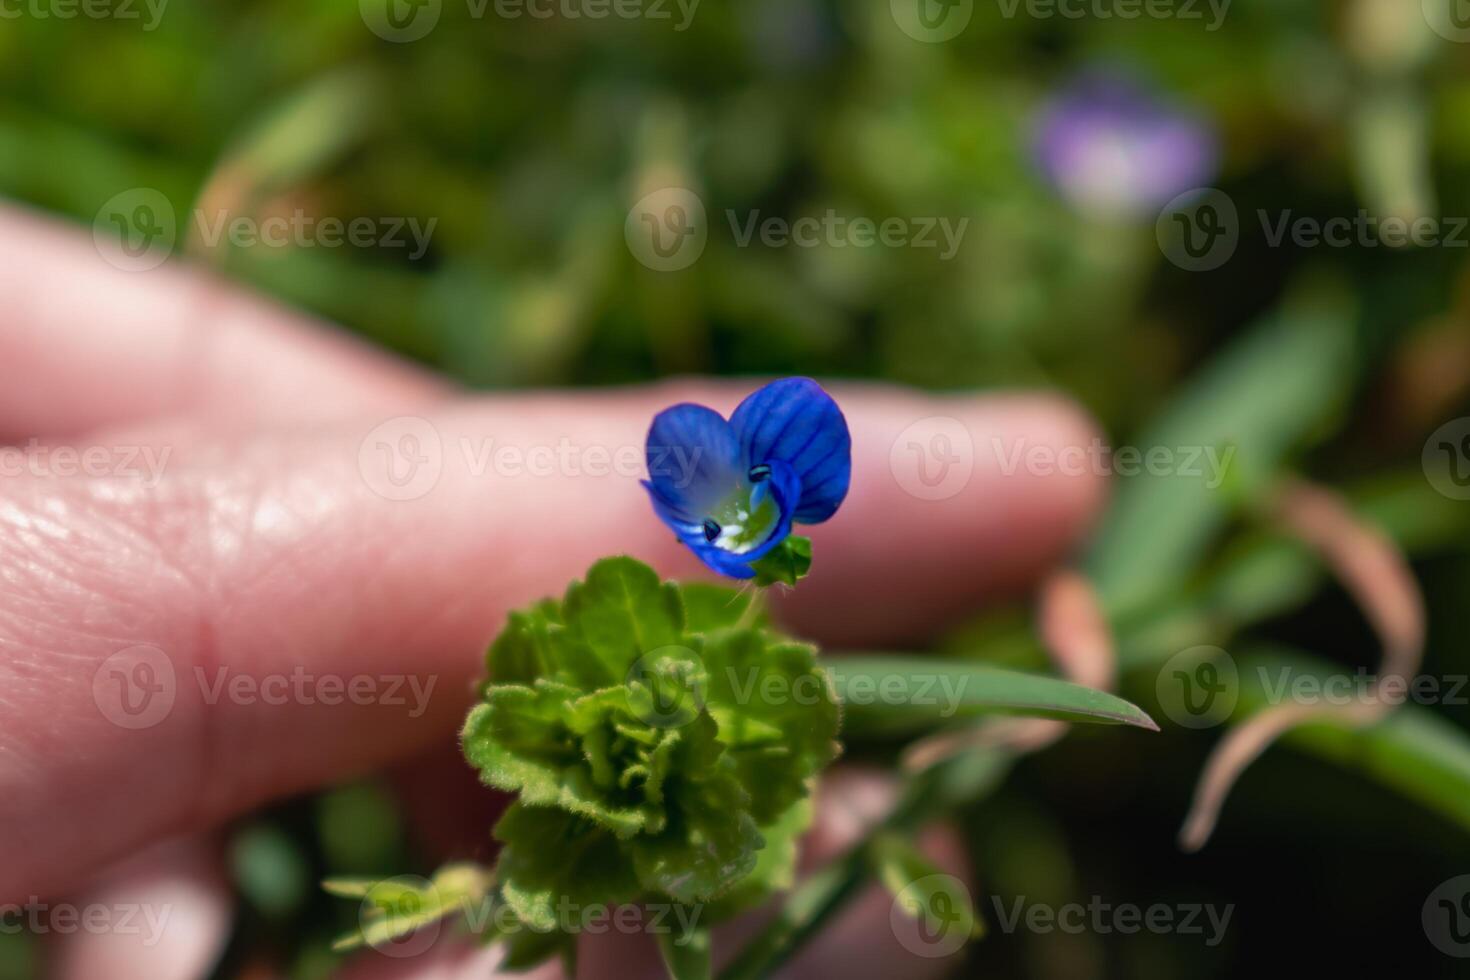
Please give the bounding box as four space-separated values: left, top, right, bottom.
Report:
750 536 813 587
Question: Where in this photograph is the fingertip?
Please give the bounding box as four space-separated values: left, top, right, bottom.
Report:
781 389 1108 644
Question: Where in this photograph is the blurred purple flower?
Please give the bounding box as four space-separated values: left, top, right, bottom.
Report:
1033 73 1219 218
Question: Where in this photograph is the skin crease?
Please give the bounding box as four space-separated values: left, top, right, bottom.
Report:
0 206 1107 979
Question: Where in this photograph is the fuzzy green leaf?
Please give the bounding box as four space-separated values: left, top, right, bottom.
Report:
564 557 685 685
494 804 640 932
630 713 761 903
700 629 840 824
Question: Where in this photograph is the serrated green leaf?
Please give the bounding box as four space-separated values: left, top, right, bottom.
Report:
494 804 640 932
706 798 813 920
631 714 760 903
750 536 813 588
829 657 1158 735
462 689 657 837
488 600 567 686
700 629 840 824
564 557 685 685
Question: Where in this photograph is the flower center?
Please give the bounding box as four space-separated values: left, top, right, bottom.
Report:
704 481 781 554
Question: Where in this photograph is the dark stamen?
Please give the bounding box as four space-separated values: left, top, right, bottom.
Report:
748 464 772 484
702 519 721 542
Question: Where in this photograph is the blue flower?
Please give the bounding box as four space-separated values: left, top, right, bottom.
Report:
643 378 851 578
1033 70 1218 218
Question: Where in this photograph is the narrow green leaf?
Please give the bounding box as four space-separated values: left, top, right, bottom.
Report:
328 865 490 953
1085 298 1355 618
870 832 983 943
1235 646 1470 834
656 924 712 980
828 657 1158 735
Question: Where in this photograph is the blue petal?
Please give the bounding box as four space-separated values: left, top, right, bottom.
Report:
729 378 851 524
644 403 742 520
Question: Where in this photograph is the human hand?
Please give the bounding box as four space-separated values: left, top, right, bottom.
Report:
0 205 1105 979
